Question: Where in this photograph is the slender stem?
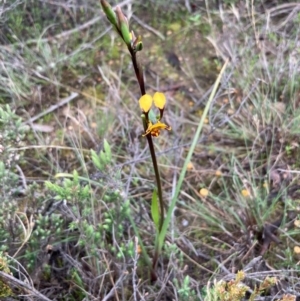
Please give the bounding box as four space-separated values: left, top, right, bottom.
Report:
129 48 146 95
101 0 164 282
146 135 164 233
129 47 164 281
129 48 164 232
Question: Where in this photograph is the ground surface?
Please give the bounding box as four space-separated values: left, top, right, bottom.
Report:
1 0 300 300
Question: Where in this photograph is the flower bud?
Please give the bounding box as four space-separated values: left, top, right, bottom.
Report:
100 0 118 28
116 6 131 45
133 35 143 52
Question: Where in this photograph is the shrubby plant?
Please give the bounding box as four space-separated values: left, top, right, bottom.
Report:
0 105 28 252
204 272 281 301
174 275 196 300
0 104 27 176
0 253 13 298
44 139 133 262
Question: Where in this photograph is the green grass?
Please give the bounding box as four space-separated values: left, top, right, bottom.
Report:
1 0 300 300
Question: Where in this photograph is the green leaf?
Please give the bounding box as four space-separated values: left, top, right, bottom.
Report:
103 139 112 162
72 170 79 184
157 59 229 253
151 189 160 230
100 150 107 166
91 149 103 170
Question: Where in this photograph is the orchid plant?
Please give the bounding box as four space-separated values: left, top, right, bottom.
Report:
100 0 171 281
100 0 228 282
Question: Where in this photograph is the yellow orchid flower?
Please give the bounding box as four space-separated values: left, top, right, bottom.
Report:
139 92 171 137
153 92 166 109
139 92 167 113
139 94 153 113
142 121 171 137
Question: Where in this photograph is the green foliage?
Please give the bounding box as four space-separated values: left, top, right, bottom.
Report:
45 170 91 203
0 252 13 298
4 0 78 41
16 138 131 286
151 189 160 230
186 12 211 35
91 139 112 171
0 105 28 252
188 13 202 26
174 275 196 300
70 268 86 299
0 105 28 168
44 141 131 261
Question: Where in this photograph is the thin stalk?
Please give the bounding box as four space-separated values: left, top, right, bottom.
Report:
129 49 146 95
140 114 164 234
100 0 163 282
129 47 164 281
146 135 164 233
